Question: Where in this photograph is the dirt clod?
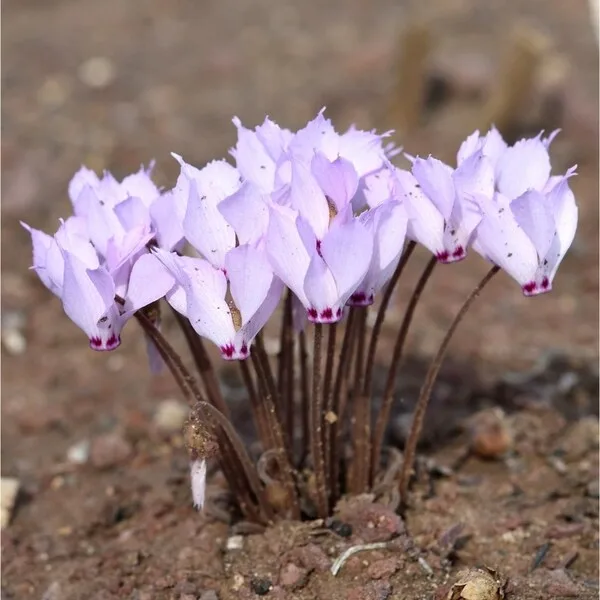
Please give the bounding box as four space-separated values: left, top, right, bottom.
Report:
367 556 401 580
544 568 582 597
347 580 392 600
336 497 405 542
90 433 133 469
279 563 308 589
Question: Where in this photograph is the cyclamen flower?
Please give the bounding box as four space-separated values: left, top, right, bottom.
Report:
472 166 578 296
22 218 174 349
409 149 492 262
154 244 283 360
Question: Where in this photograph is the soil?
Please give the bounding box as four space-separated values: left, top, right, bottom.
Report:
2 1 598 599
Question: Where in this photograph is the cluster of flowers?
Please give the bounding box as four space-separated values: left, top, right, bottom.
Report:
24 110 578 359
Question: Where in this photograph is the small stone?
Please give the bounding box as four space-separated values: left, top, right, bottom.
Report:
232 574 244 591
226 535 244 551
544 568 581 597
2 328 26 355
67 440 90 465
154 399 188 433
326 518 353 537
367 557 401 580
78 56 116 89
586 479 599 498
279 563 308 589
199 591 219 600
250 577 272 596
90 433 133 469
1 477 20 528
37 77 70 109
41 581 62 600
555 417 599 461
469 408 512 459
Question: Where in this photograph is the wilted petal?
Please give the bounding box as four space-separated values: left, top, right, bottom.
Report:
190 459 207 510
311 153 359 212
61 251 122 350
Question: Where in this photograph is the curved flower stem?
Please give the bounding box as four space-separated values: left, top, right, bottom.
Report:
251 352 300 519
363 241 416 397
277 292 295 451
135 310 273 523
398 266 500 507
239 359 273 452
172 309 230 418
311 323 328 518
370 256 437 478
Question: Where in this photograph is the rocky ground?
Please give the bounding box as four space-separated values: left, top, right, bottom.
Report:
2 0 598 598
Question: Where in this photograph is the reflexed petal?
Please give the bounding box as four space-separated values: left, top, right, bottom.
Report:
21 223 64 294
122 253 175 315
454 151 495 199
339 126 390 176
412 156 455 220
393 168 446 258
456 130 483 165
120 164 159 206
311 153 359 211
61 252 122 350
472 194 539 292
150 190 185 251
363 168 394 208
319 217 373 305
219 182 270 244
303 253 341 322
225 244 274 325
510 190 556 260
286 160 329 239
184 179 236 268
114 196 152 232
236 276 284 356
289 108 339 164
265 204 312 307
68 167 100 209
230 116 277 191
496 136 551 198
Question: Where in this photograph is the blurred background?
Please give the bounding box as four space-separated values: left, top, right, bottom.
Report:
1 1 599 596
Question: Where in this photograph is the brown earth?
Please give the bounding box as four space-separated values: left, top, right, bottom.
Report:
2 0 599 598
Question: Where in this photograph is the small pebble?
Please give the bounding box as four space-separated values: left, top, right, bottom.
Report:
279 563 308 589
1 477 20 528
469 408 512 459
90 433 133 469
78 56 116 89
250 577 272 596
2 328 26 355
226 535 244 551
586 479 599 498
326 518 353 537
153 399 188 433
67 440 90 465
